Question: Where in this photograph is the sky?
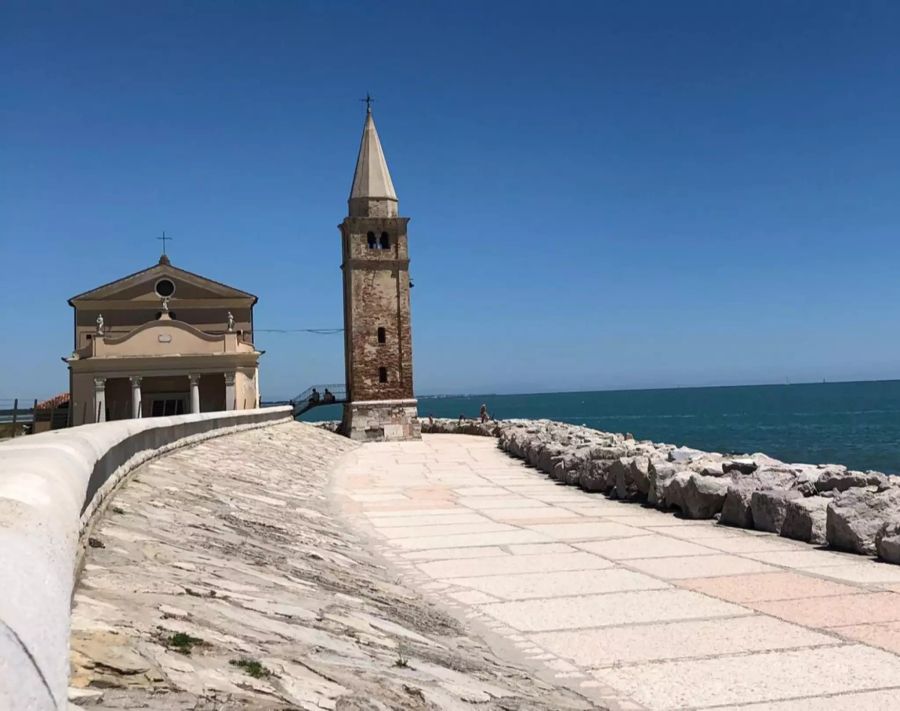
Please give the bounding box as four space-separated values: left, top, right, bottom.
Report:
3 1 900 400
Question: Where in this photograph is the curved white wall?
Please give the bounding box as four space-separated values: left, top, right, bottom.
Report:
0 407 292 710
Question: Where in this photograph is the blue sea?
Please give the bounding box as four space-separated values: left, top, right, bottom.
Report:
300 380 900 474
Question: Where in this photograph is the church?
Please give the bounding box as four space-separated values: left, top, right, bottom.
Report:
65 255 262 425
63 102 419 442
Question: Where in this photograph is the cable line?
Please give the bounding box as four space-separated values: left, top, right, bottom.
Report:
255 328 343 334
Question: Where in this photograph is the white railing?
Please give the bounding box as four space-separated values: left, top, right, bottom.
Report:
0 406 292 710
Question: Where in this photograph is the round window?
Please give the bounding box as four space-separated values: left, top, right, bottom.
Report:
155 278 176 298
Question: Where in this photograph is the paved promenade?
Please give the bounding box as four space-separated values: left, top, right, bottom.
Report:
70 424 591 709
335 434 900 711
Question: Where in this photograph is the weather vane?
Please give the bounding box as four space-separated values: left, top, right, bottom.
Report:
360 93 374 113
157 231 173 255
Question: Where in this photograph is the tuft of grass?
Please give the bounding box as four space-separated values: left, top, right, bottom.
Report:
230 658 270 679
167 632 204 655
394 646 409 668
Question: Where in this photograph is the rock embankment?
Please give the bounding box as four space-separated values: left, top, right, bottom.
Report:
427 418 900 566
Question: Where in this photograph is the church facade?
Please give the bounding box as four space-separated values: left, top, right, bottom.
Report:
66 255 262 425
339 107 420 441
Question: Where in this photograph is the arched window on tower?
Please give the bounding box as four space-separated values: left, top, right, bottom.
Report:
377 326 386 344
367 231 376 249
379 231 390 250
378 367 388 383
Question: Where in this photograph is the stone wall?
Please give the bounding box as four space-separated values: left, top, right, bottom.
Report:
341 398 421 441
340 215 414 402
0 406 292 710
425 418 900 566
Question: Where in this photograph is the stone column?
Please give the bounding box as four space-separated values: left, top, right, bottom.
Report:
224 372 236 411
129 376 143 419
189 374 201 414
93 377 107 423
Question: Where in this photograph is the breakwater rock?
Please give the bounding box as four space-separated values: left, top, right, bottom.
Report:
426 418 900 565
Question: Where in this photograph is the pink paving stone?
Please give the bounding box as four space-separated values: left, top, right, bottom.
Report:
678 572 864 603
832 620 900 655
750 592 900 628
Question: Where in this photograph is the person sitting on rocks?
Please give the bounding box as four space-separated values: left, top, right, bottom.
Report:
309 388 320 405
323 388 335 403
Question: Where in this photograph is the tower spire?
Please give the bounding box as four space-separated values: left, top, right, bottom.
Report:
349 103 398 217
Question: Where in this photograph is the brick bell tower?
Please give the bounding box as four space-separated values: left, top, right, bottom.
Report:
339 103 421 441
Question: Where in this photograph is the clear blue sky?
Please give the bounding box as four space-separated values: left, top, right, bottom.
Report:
3 1 900 400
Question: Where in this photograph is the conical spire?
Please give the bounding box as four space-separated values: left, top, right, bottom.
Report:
349 107 398 217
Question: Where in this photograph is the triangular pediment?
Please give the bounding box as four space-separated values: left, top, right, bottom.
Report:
69 259 257 305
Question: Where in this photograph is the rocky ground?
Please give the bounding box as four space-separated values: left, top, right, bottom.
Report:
69 421 595 710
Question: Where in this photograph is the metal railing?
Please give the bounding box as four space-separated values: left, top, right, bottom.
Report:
290 384 347 417
0 398 70 437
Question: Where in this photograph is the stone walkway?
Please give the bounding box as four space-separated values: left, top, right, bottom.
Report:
70 424 593 710
335 434 900 711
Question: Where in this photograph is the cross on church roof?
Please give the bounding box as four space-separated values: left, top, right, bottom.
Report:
157 231 173 255
361 93 374 114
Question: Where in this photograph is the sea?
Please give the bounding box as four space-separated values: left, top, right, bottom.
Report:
300 380 900 474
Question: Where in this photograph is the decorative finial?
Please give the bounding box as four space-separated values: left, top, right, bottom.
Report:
226 311 235 332
361 93 374 114
157 231 173 257
96 314 104 335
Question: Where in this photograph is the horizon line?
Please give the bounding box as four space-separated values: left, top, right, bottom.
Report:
260 375 900 403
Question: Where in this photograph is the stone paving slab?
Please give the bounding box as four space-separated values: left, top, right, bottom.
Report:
478 589 748 632
335 434 900 711
532 615 838 667
452 568 669 600
399 545 509 561
679 571 864 602
624 553 779 579
367 512 491 527
592 645 900 710
750 591 900 627
375 521 515 538
715 689 900 710
802 562 900 584
523 521 645 540
575 534 720 560
416 551 614 579
832 620 900 655
695 533 817 554
393 528 550 550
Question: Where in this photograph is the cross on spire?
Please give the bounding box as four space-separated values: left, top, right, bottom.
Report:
157 231 172 255
361 93 374 114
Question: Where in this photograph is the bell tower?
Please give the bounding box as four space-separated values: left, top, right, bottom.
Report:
339 104 420 441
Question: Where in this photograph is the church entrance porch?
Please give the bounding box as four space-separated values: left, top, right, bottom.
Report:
75 369 245 424
65 255 262 426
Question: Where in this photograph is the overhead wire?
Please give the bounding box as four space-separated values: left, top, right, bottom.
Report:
255 328 343 334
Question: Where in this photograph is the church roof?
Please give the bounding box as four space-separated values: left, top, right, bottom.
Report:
349 109 397 202
68 256 257 305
